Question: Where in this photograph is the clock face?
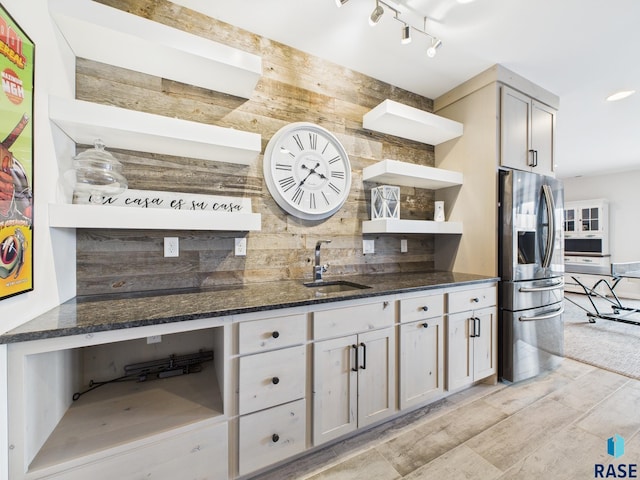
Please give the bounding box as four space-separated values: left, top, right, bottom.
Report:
263 123 351 220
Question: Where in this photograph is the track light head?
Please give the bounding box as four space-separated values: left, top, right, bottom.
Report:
426 38 442 57
401 24 412 44
369 4 384 26
335 0 349 7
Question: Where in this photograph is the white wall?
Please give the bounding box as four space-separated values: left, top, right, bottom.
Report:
1 3 75 476
564 169 640 298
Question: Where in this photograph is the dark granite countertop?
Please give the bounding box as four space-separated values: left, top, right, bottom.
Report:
0 271 498 344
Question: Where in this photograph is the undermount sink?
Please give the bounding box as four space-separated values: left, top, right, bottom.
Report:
303 280 371 294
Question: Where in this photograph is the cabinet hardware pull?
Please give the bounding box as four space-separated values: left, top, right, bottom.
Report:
472 297 480 303
475 317 481 338
272 331 280 339
272 434 280 443
469 317 477 338
360 342 366 370
422 306 429 311
383 301 389 309
272 377 280 385
352 344 359 372
422 322 429 328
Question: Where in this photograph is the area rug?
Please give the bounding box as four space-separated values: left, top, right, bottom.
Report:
563 293 640 380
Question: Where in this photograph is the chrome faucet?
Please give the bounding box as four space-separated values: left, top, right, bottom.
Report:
313 240 331 282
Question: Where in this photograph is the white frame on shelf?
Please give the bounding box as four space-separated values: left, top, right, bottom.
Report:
363 159 463 189
48 0 262 99
362 219 462 234
49 204 261 231
49 96 261 166
363 99 463 145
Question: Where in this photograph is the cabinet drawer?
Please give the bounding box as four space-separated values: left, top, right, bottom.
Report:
238 345 306 415
447 284 496 314
400 293 444 323
43 421 228 480
239 399 306 476
238 313 307 355
314 300 394 340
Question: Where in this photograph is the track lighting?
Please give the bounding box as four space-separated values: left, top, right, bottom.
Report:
426 38 442 58
345 1 441 58
369 2 384 26
401 24 411 44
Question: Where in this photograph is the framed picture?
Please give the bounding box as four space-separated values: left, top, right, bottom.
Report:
0 3 34 300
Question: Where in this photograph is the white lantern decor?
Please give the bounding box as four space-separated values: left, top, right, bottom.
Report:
371 185 400 219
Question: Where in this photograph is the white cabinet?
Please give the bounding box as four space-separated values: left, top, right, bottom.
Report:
236 313 308 476
500 85 556 177
312 300 395 446
446 285 497 391
564 199 609 236
399 292 445 409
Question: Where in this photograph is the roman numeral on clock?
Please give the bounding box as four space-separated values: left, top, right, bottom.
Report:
292 187 304 205
276 163 293 171
278 176 296 192
310 192 316 210
293 134 304 151
330 171 345 179
328 155 341 164
328 182 341 194
309 132 317 150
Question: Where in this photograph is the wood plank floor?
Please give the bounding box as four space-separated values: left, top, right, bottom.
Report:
255 359 640 479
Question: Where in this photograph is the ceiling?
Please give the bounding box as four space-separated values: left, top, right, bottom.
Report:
170 0 640 179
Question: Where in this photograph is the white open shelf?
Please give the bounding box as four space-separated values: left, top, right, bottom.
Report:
363 99 463 145
49 204 262 231
49 0 262 99
363 159 463 189
362 219 463 234
49 96 261 165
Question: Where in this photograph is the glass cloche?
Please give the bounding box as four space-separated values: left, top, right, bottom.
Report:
64 139 128 204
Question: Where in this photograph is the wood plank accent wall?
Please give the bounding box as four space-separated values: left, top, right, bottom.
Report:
75 0 437 295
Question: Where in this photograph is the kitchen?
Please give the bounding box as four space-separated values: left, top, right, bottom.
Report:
1 0 639 479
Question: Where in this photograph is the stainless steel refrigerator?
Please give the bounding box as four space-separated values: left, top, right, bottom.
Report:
499 169 565 383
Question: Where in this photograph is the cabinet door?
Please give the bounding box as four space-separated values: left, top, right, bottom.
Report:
356 327 396 428
500 85 531 172
472 307 497 381
580 205 602 233
564 207 578 234
400 317 444 410
446 312 473 391
313 335 357 446
530 100 556 176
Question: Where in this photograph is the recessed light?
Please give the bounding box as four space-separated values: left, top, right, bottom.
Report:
606 90 636 102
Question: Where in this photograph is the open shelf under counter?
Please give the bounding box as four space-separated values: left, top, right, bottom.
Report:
49 96 261 166
49 203 262 231
363 99 463 146
362 219 463 234
363 159 463 189
49 0 261 99
28 373 224 475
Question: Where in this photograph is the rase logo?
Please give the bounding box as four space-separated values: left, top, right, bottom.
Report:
595 434 637 478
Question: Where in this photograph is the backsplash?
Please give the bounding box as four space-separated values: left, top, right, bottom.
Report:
75 0 437 296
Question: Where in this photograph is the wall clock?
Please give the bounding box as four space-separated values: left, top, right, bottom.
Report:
263 122 351 220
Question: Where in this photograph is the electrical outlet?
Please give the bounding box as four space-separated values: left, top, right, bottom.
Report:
363 239 375 254
235 237 247 256
147 335 162 344
164 237 179 257
401 239 408 253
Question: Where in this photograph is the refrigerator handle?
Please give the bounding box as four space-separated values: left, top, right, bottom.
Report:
541 184 555 268
519 306 564 322
519 280 564 292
